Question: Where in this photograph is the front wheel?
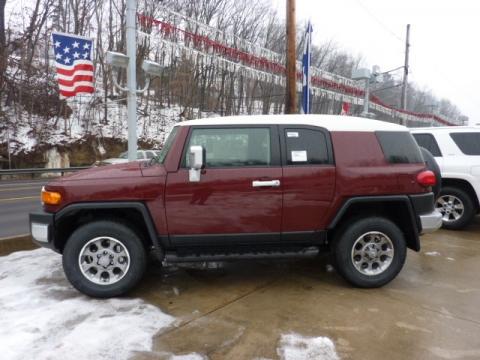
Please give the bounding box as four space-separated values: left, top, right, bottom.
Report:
333 217 406 288
63 220 147 298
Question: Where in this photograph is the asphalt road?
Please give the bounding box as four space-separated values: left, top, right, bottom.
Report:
0 179 46 238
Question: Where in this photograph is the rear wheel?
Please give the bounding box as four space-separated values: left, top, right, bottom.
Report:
63 220 147 298
333 217 406 288
436 186 475 230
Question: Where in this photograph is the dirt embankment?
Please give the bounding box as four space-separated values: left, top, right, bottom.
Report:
1 135 159 169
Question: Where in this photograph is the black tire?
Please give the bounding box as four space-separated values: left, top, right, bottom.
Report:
63 220 147 298
436 186 475 230
333 217 407 288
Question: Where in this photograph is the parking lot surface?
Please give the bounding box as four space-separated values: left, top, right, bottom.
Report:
1 218 479 360
132 218 480 359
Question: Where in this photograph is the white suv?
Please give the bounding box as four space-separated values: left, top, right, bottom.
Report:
411 127 480 229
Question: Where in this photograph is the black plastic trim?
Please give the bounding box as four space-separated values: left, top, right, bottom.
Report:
170 231 326 247
55 202 164 250
328 195 421 251
409 192 435 216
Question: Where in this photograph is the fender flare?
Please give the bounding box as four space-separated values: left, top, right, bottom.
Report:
327 195 420 251
55 202 162 251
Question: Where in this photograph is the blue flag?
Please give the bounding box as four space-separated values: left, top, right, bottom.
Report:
302 22 313 114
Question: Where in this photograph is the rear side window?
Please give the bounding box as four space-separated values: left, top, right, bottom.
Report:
376 131 423 164
450 133 480 155
284 128 330 165
412 133 442 157
187 127 271 167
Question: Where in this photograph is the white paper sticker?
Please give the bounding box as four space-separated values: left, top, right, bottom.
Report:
291 150 307 162
287 132 299 138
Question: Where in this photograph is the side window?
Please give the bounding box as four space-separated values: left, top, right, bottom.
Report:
450 132 480 155
376 131 424 164
137 151 145 159
284 128 330 165
186 128 271 167
412 133 442 157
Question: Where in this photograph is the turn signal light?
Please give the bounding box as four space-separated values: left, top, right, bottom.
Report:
41 188 62 205
417 170 436 187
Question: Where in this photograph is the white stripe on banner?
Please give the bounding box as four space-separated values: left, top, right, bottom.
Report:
58 81 95 92
56 70 94 81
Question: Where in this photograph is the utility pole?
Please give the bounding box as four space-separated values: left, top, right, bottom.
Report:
285 0 297 114
126 0 137 161
400 24 410 122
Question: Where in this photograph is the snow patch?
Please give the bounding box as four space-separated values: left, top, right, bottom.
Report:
425 251 441 256
0 249 175 360
277 333 339 360
168 354 207 360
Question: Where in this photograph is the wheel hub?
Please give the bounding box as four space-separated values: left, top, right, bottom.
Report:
78 236 131 285
97 251 114 269
351 231 394 276
364 244 379 259
436 195 464 222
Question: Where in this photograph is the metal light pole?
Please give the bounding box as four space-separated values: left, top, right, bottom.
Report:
362 78 370 116
126 0 137 161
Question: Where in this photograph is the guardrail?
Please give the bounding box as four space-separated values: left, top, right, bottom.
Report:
0 166 90 177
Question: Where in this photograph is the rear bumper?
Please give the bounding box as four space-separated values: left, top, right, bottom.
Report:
419 209 443 234
29 212 58 251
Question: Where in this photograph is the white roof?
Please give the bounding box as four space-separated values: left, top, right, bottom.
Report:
411 126 480 133
178 115 408 132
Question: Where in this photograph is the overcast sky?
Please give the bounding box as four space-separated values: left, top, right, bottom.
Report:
273 0 480 124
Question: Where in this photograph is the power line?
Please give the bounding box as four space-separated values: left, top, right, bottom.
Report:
354 0 404 43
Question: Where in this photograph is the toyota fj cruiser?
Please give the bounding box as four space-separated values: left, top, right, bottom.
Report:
30 115 442 298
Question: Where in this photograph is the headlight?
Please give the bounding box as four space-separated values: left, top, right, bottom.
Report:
41 187 62 205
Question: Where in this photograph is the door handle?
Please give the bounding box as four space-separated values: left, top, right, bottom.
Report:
252 180 281 187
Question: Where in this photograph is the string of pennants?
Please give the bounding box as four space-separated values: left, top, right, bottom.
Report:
137 10 453 126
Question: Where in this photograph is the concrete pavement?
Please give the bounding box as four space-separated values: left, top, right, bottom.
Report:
131 218 480 360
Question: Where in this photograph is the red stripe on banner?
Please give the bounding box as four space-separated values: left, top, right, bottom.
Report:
60 86 95 98
56 64 94 76
58 75 94 87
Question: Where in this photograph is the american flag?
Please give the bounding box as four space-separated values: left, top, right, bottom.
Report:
52 32 95 98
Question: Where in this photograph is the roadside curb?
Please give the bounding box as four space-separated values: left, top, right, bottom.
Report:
0 234 38 256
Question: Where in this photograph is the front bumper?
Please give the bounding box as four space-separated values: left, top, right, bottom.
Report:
419 209 443 234
29 212 57 251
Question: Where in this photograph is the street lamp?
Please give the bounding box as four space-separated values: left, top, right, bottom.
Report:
352 68 372 117
106 50 163 162
352 66 382 118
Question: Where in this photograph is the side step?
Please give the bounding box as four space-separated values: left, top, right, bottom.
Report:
165 246 320 263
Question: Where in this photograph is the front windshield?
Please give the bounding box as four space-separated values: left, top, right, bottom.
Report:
119 151 128 159
155 127 179 164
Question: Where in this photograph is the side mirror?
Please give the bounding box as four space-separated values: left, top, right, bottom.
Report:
188 145 204 182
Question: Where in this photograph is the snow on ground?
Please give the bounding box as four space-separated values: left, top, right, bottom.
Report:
0 249 175 360
277 333 339 360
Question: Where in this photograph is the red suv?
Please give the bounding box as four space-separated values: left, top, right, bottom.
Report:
30 115 442 298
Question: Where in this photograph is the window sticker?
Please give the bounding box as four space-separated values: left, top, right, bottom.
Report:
287 132 299 138
291 150 307 162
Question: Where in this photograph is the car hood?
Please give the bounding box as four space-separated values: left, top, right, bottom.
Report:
54 162 143 182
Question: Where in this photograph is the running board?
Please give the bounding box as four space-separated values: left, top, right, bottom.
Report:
165 246 320 263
